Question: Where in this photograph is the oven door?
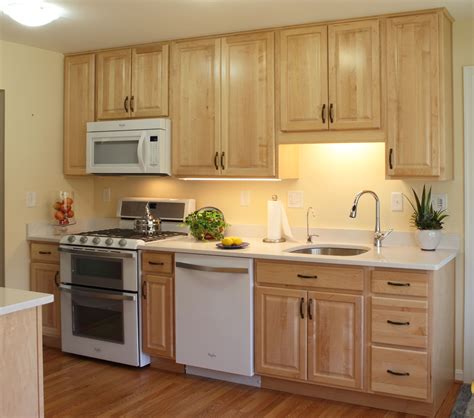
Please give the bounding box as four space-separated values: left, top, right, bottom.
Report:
60 284 145 366
59 246 138 292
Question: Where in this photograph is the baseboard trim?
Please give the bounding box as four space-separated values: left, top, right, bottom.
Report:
455 369 464 383
186 366 261 387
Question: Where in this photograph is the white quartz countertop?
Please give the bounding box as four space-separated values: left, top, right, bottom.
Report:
139 236 457 271
0 287 54 317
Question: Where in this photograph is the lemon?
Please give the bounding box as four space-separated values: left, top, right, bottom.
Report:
222 237 233 246
233 237 243 245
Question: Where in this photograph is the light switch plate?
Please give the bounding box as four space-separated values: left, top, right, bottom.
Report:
432 193 448 211
26 191 37 208
240 191 250 207
288 191 304 208
391 192 403 212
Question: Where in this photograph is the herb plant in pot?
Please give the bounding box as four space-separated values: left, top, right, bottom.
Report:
184 207 228 241
407 186 448 251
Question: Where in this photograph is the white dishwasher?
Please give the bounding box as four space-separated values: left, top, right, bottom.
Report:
175 253 254 377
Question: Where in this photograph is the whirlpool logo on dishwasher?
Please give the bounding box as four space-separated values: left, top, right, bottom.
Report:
207 352 217 359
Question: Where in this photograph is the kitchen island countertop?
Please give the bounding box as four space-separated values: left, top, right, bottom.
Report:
0 287 53 316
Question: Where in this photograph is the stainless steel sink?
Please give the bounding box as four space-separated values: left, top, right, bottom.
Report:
287 246 369 256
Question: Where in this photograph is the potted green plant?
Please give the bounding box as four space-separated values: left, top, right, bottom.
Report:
406 186 448 251
184 207 229 241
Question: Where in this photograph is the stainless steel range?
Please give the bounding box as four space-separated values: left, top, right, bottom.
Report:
58 198 195 367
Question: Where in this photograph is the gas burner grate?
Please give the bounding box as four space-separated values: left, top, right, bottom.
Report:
78 228 187 241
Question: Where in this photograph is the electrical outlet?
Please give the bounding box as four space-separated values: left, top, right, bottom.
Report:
432 193 448 211
102 188 111 202
240 191 250 207
26 191 36 208
288 191 304 208
391 192 403 212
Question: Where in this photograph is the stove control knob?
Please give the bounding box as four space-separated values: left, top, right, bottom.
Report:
118 239 127 247
105 238 114 246
80 236 88 244
92 237 101 245
67 235 76 243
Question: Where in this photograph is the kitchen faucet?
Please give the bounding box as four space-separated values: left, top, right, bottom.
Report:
349 190 393 248
306 207 318 243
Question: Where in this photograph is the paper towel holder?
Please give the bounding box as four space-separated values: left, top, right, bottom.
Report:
263 195 286 243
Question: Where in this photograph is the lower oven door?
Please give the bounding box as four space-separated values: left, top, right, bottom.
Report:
60 284 147 367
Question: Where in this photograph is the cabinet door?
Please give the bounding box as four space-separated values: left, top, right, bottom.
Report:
131 44 169 118
30 263 61 337
279 26 328 132
328 20 381 130
64 54 95 175
307 292 362 389
171 38 221 176
221 32 275 177
255 286 307 380
142 275 174 359
96 48 131 120
386 14 440 177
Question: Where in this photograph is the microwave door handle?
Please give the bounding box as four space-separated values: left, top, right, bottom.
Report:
137 132 146 172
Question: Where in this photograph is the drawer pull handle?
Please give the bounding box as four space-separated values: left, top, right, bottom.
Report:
299 298 305 319
387 281 410 287
297 274 318 279
387 320 410 326
39 251 52 255
148 261 164 266
387 369 410 377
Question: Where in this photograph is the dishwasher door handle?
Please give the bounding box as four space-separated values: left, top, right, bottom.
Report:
176 262 248 274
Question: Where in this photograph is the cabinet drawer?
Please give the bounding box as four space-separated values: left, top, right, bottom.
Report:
30 243 59 263
371 297 428 348
371 346 428 400
371 269 428 297
142 252 173 275
256 260 364 291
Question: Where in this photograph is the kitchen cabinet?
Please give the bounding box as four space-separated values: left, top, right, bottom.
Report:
278 19 383 143
64 53 95 175
141 252 175 359
386 11 453 179
172 32 279 178
96 44 169 120
30 242 61 340
255 261 363 390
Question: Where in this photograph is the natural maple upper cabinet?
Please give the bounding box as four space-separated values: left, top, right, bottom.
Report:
221 32 276 177
96 44 169 120
278 19 383 142
386 11 453 179
171 38 221 177
64 54 95 175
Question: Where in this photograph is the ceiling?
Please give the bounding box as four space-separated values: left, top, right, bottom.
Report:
0 0 472 54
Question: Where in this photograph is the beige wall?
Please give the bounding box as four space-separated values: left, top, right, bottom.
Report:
0 40 95 290
93 19 473 372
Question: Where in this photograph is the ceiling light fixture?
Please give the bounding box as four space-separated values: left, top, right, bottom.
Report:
1 0 62 27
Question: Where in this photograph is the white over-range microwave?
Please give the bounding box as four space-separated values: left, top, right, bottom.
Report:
86 118 171 175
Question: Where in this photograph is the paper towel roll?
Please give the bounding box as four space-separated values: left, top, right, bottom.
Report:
267 199 282 240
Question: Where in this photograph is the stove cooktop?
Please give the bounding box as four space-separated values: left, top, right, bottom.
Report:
78 228 186 242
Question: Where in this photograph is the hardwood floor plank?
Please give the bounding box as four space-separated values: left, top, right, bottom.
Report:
43 348 460 417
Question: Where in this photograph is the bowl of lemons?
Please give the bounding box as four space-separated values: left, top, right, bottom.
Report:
216 236 249 250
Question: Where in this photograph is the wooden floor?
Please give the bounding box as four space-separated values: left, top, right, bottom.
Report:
44 348 461 417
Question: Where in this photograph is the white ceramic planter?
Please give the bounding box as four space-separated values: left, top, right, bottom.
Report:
415 229 442 251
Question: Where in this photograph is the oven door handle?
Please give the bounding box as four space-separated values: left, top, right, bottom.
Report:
59 246 136 259
59 284 137 301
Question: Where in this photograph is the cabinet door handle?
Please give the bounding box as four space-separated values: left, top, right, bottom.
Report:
220 152 225 170
387 320 410 326
214 152 219 170
124 96 129 113
148 261 164 266
308 298 313 320
299 298 305 319
142 281 147 299
387 281 411 287
39 251 52 255
54 271 60 288
297 274 318 279
389 148 394 170
130 95 135 113
329 103 334 123
321 104 326 124
387 369 410 377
